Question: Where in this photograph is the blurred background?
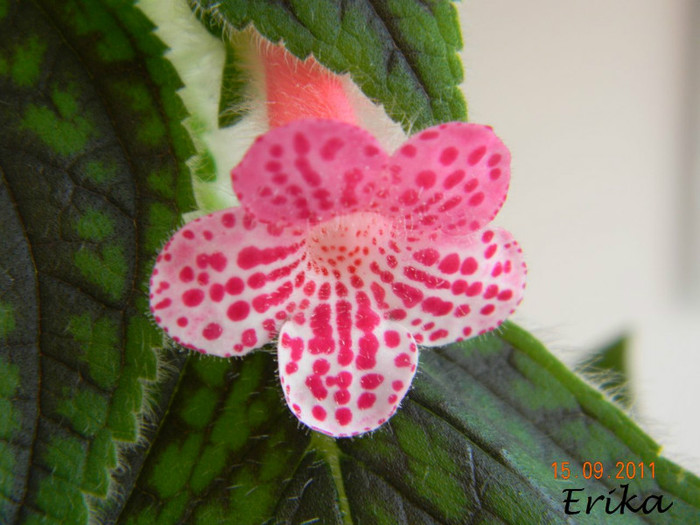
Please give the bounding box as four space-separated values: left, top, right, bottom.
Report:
460 1 700 475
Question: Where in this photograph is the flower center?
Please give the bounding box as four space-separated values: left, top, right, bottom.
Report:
306 212 394 277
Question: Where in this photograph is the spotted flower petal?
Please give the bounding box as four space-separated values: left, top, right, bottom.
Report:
149 208 305 356
278 297 417 437
231 119 389 227
382 122 511 235
379 227 526 345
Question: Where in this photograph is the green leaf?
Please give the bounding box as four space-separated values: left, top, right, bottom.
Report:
0 0 195 522
189 0 467 131
116 324 700 524
577 333 632 409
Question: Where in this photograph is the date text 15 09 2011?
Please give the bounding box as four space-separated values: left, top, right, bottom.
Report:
551 461 654 480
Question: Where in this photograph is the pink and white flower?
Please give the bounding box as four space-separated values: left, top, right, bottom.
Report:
149 118 526 437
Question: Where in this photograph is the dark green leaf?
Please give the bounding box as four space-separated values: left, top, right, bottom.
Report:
189 0 467 131
117 324 700 524
0 0 195 522
218 43 251 129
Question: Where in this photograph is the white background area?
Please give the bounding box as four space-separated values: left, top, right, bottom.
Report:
460 1 700 475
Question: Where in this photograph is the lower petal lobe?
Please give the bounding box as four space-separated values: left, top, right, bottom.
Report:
278 297 418 437
149 208 305 356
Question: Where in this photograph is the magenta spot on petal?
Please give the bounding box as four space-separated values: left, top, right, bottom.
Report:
183 289 204 307
429 329 449 341
392 380 404 391
221 212 236 228
443 169 465 190
177 317 188 327
313 359 331 375
312 405 327 421
306 374 328 400
210 284 224 302
400 144 417 157
208 253 226 271
318 282 331 300
320 137 344 160
247 272 266 289
452 280 467 294
490 168 502 180
336 371 352 388
303 283 317 300
399 189 419 205
183 230 194 239
242 329 257 347
460 257 478 275
466 282 483 297
464 178 479 193
413 249 440 266
154 298 171 310
488 153 502 167
335 407 352 426
227 301 250 321
334 389 351 405
484 284 499 299
439 196 462 212
439 147 458 166
293 132 310 155
468 146 487 165
391 282 424 308
265 160 282 172
226 277 244 295
360 373 384 389
438 253 460 274
388 309 407 321
498 290 513 301
416 170 436 189
394 353 411 367
285 362 298 375
419 130 439 140
357 392 376 410
356 334 379 370
481 304 495 315
469 192 485 207
384 330 400 348
203 323 222 340
179 266 194 283
196 253 209 269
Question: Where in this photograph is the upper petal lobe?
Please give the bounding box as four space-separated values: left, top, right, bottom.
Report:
231 119 389 226
380 123 511 235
